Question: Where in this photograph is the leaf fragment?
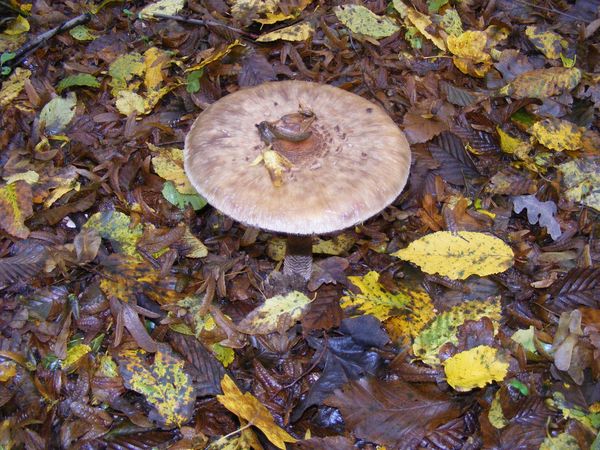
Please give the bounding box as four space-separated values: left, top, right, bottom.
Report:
217 374 296 449
334 5 400 40
0 181 33 239
512 194 561 240
162 181 207 211
0 67 30 107
139 0 185 19
392 231 514 280
558 158 600 212
108 52 145 96
83 210 143 257
525 26 567 59
405 7 445 50
39 92 77 135
443 345 509 391
115 90 145 116
69 25 96 41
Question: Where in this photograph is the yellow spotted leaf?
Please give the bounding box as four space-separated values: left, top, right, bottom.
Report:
392 231 514 280
335 4 400 40
498 67 581 99
150 144 196 194
217 375 296 449
558 159 600 212
413 298 502 365
185 40 243 73
447 31 490 63
340 271 435 344
440 8 463 36
181 226 208 258
0 67 30 107
257 22 314 42
530 118 583 152
4 15 29 36
313 234 356 255
115 90 145 116
496 127 532 160
108 52 145 96
406 7 446 50
83 210 143 257
236 291 313 335
143 84 177 113
0 181 33 239
144 47 169 91
118 344 195 427
63 344 91 371
525 26 567 59
443 345 508 391
211 343 234 367
139 0 185 19
231 0 279 21
540 433 582 450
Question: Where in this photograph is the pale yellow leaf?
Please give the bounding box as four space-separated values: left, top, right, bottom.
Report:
530 118 583 152
139 0 185 19
149 144 196 194
0 68 31 107
443 345 509 391
335 4 400 40
4 15 30 36
257 22 314 42
406 7 445 50
115 90 145 116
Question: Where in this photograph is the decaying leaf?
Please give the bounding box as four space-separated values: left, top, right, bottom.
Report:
539 433 580 450
139 0 185 19
530 118 583 152
118 344 195 428
498 67 581 99
392 231 514 280
413 298 502 365
0 67 30 107
405 6 446 50
115 90 145 116
443 345 509 391
162 181 207 211
236 291 313 335
39 92 77 135
558 158 600 212
0 181 33 239
217 374 296 449
150 144 196 194
512 195 561 240
447 30 492 77
257 22 314 42
335 5 400 40
525 26 567 60
83 210 143 257
108 52 145 96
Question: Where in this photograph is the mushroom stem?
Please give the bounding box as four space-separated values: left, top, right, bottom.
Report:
283 235 313 280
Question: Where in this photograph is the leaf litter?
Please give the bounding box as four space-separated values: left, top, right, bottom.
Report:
0 0 599 448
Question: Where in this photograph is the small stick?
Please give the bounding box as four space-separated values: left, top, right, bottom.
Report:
5 13 91 73
153 13 258 40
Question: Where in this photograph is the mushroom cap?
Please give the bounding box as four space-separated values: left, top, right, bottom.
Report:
184 81 411 235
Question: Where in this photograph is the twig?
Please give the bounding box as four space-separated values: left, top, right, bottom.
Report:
153 13 258 40
5 13 91 74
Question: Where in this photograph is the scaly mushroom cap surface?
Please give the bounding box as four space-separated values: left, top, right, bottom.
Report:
184 81 411 235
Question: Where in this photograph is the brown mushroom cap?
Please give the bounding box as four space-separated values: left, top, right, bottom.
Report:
184 81 411 235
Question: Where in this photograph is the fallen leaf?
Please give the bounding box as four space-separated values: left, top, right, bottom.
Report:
0 67 30 107
558 158 600 212
4 16 29 36
413 298 502 365
0 181 33 239
56 73 100 93
139 0 185 19
530 118 583 151
512 194 561 240
405 7 446 50
143 47 168 91
335 5 400 40
447 30 492 77
69 25 96 41
392 231 514 280
39 92 77 135
115 90 145 116
525 26 567 59
539 432 580 450
443 345 509 391
231 0 278 22
497 127 532 160
185 41 243 73
217 374 296 449
162 181 207 211
180 227 208 258
83 210 143 257
236 291 313 335
256 22 314 42
118 344 195 428
150 144 196 194
108 52 145 96
498 67 581 99
63 343 92 371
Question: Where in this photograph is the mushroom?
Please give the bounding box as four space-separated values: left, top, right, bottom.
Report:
184 81 411 281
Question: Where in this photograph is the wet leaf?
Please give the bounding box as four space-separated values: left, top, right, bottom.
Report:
63 343 91 371
558 158 600 211
118 344 195 428
150 144 196 194
413 298 502 365
544 267 600 313
334 5 400 40
497 127 532 159
115 90 145 116
236 291 313 335
0 181 33 239
0 67 30 107
4 16 29 36
443 345 509 391
0 241 46 285
162 181 207 211
405 7 446 50
447 30 492 77
392 231 514 280
530 118 583 151
525 26 567 59
498 67 581 99
108 52 145 96
83 210 143 257
512 194 561 240
56 73 100 93
139 0 185 19
231 0 278 22
69 25 96 41
39 92 77 135
185 41 243 73
217 374 296 449
257 22 314 42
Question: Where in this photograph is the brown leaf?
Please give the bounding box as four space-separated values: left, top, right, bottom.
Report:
543 267 600 314
238 51 277 87
307 256 349 291
0 241 47 286
325 377 459 448
403 110 449 144
301 284 344 332
74 228 101 263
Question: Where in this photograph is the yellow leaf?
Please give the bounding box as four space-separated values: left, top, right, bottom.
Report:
149 144 197 194
108 52 145 96
182 226 208 258
139 0 185 19
217 374 296 449
312 234 356 255
207 421 263 450
115 90 145 116
392 231 514 280
4 15 29 36
211 343 234 367
3 170 39 185
255 0 312 24
558 159 600 212
39 92 77 135
340 271 435 345
143 84 178 113
447 31 490 63
231 0 279 21
443 345 508 391
185 40 243 73
413 298 502 365
498 67 581 99
236 291 313 335
488 390 508 429
440 8 463 36
83 210 143 257
0 181 33 239
496 127 532 159
530 118 583 152
525 26 567 59
406 7 446 51
257 22 314 42
0 67 30 107
0 362 17 382
144 47 168 91
63 344 91 371
335 4 400 40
